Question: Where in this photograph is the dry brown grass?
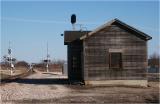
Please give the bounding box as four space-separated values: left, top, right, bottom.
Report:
0 67 28 80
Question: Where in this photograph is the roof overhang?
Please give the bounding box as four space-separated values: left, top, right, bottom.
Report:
64 31 91 45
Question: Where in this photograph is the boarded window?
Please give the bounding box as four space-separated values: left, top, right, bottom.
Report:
109 53 122 69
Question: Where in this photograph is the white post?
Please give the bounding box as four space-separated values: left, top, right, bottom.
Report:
46 42 49 72
8 42 12 75
8 41 15 75
10 57 13 75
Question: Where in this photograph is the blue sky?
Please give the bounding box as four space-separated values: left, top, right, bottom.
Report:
1 1 159 63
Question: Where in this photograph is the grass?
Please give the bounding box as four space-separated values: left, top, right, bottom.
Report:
0 67 29 81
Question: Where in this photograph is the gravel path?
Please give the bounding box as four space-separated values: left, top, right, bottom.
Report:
1 72 70 104
1 72 159 104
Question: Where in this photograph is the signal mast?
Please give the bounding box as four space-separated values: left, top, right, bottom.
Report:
71 14 76 30
43 42 50 72
8 41 15 75
71 14 87 31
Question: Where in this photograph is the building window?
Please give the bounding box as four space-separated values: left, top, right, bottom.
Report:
109 52 122 69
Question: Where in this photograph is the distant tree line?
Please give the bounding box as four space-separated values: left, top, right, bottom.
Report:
34 59 65 68
15 61 29 67
1 55 66 69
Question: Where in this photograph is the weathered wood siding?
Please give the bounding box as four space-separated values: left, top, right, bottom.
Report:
68 40 83 81
83 24 147 80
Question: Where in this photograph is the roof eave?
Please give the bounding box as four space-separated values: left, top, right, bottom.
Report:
80 18 152 41
114 19 152 41
80 19 116 40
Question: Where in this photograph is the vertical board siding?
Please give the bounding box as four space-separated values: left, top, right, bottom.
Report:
84 25 147 80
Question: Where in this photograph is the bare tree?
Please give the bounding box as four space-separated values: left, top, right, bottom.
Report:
15 61 29 67
148 53 160 68
52 59 65 66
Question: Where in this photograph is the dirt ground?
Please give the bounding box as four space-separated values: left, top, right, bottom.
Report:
0 71 159 104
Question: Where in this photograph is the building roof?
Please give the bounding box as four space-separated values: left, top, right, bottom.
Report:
80 18 152 41
64 31 91 45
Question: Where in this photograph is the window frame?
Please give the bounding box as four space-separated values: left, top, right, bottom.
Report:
109 52 122 69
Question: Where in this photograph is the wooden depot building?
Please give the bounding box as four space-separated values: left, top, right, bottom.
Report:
64 18 152 86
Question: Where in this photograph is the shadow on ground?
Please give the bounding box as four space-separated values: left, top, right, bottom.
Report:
15 78 69 85
14 78 84 85
145 93 160 103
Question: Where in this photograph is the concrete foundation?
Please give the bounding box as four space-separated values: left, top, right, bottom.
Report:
85 80 148 87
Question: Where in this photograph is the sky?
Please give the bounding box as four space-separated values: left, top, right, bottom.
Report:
1 0 159 63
